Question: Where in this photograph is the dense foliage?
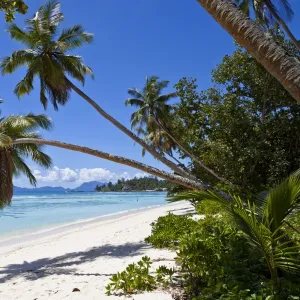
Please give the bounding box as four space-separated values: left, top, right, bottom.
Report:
172 36 300 192
145 213 197 248
167 172 300 298
95 176 174 192
145 209 300 299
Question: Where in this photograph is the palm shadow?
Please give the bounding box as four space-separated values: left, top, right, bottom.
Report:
0 242 150 283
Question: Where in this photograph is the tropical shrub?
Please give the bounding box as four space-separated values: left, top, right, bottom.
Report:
145 213 197 248
176 216 270 299
105 256 155 296
105 256 175 296
171 171 300 297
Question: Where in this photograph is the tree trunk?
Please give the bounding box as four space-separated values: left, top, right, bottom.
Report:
196 0 300 102
264 2 300 52
12 138 210 190
65 79 194 180
154 118 233 186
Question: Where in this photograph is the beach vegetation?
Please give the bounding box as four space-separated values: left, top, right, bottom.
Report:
105 256 174 296
145 213 197 249
152 172 300 298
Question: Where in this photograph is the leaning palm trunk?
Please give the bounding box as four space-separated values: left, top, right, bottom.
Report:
197 0 300 102
12 138 211 190
65 79 195 180
154 118 233 186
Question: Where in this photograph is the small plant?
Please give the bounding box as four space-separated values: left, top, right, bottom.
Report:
105 256 156 296
145 213 197 248
105 257 175 296
155 265 175 288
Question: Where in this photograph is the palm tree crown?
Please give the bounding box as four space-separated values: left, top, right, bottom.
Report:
0 0 93 110
0 102 52 207
125 76 177 137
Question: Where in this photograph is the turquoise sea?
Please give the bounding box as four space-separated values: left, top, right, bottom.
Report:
0 192 167 240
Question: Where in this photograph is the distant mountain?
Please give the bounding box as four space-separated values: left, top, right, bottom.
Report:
14 181 106 193
14 186 70 193
72 181 106 192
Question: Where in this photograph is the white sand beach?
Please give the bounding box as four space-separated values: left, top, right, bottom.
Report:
0 201 192 300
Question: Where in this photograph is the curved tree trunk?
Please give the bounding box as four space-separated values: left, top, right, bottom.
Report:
65 79 195 180
154 118 233 186
12 138 210 190
196 0 300 102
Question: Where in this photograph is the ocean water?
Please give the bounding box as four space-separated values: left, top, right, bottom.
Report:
0 192 167 240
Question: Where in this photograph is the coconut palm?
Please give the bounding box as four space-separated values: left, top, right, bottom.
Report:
170 171 300 292
0 104 52 207
126 76 232 185
126 76 176 135
235 0 300 51
0 0 190 179
196 0 300 102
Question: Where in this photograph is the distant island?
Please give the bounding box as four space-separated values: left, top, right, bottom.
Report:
95 176 173 192
13 177 173 193
14 181 106 193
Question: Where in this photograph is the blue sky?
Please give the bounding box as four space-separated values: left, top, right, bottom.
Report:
1 0 299 188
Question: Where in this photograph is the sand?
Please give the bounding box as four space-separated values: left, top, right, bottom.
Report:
0 201 192 300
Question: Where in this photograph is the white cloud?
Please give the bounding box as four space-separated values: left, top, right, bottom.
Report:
32 166 149 187
134 172 148 179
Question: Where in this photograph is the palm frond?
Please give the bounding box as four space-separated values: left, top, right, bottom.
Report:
125 98 144 107
156 92 178 103
0 133 12 147
0 49 36 75
40 0 63 32
58 25 93 51
127 88 144 99
55 54 93 84
7 23 37 48
263 172 300 232
11 150 37 186
2 114 52 133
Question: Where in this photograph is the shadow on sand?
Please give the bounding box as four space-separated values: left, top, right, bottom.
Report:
0 242 150 282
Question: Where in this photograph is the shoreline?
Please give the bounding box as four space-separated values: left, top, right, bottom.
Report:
0 203 167 249
0 201 191 300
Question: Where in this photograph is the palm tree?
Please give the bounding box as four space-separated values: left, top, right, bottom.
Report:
170 171 300 292
235 0 300 51
0 103 52 207
126 76 232 186
0 0 190 180
196 0 300 102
